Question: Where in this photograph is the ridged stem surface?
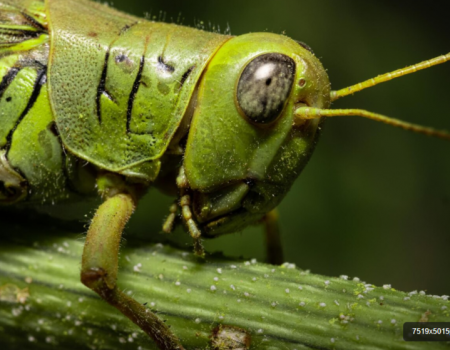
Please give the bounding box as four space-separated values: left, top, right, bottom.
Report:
0 222 449 349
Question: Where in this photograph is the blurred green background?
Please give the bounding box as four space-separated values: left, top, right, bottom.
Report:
110 0 450 295
4 0 448 296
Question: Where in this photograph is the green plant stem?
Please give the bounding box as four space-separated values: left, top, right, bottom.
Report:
0 227 449 350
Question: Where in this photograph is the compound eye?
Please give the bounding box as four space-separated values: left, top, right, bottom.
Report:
237 53 295 124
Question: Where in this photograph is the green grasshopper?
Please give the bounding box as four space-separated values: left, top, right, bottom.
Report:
1 0 449 348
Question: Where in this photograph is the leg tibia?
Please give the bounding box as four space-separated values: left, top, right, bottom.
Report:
81 192 184 350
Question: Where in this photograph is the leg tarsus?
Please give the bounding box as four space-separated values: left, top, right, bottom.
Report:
179 194 205 257
193 238 205 257
162 202 179 233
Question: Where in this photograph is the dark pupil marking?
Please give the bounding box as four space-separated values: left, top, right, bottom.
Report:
237 53 295 124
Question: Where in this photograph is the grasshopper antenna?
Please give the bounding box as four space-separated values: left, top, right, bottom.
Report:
331 53 450 101
295 53 450 140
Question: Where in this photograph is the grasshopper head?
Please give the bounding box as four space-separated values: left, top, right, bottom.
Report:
182 33 330 237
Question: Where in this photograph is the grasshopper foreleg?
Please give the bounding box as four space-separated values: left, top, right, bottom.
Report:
179 193 205 257
81 190 184 350
162 202 179 233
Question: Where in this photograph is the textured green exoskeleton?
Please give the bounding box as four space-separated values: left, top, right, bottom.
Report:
1 0 449 348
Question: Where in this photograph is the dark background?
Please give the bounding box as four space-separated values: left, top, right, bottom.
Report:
55 0 450 295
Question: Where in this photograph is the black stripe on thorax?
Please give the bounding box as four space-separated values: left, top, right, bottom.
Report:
179 65 195 90
119 22 138 36
0 67 20 99
0 27 44 38
20 12 47 31
96 50 110 124
5 68 47 152
157 55 175 73
126 55 145 133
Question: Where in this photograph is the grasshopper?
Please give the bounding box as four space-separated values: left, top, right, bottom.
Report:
1 0 449 348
